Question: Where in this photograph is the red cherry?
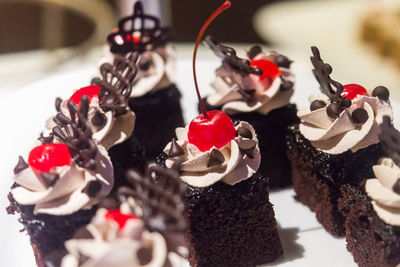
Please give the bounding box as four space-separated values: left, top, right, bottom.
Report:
188 110 236 152
341 84 367 100
105 209 138 230
28 143 71 173
69 85 101 107
250 59 281 81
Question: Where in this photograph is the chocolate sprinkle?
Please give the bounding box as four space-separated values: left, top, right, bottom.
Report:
169 138 184 158
55 97 62 112
326 103 342 118
137 247 153 265
247 45 262 59
379 116 400 165
40 173 59 187
310 100 326 111
372 86 390 101
351 108 368 124
393 179 400 195
237 127 253 139
13 156 28 174
208 149 225 168
83 180 102 198
204 35 262 76
91 111 107 127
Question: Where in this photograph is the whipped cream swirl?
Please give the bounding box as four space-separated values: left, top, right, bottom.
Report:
298 93 393 154
100 45 175 97
207 51 294 115
366 158 400 226
164 121 261 188
11 146 113 216
61 207 183 267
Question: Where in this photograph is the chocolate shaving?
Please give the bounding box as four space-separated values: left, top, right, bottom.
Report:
208 149 225 168
247 45 262 59
379 116 400 166
55 97 62 112
92 52 139 116
52 95 98 170
204 35 262 76
14 156 28 174
169 138 184 158
40 173 59 187
107 1 170 55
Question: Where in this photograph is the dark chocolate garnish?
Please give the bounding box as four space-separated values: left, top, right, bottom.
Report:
92 52 139 116
233 120 241 126
351 108 368 124
13 156 29 174
40 173 59 187
204 35 262 76
55 97 62 112
138 58 151 71
73 227 94 240
91 111 107 127
82 180 102 198
208 149 225 167
52 95 98 171
237 88 256 104
326 103 342 118
238 139 257 151
107 1 170 54
372 86 390 101
169 138 184 158
393 179 400 195
379 116 400 165
137 247 153 265
275 54 293 68
280 78 294 91
237 127 253 139
310 100 326 111
340 97 352 108
38 133 54 144
247 45 262 59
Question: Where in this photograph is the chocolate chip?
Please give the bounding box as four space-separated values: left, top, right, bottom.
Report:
275 55 292 68
137 247 152 265
139 59 151 71
40 173 59 187
207 149 225 168
280 79 293 91
55 97 62 112
169 138 184 157
310 100 326 111
326 102 342 118
91 111 107 126
393 179 400 195
238 139 257 151
351 108 369 124
247 45 262 59
14 156 28 174
73 227 93 240
340 97 352 108
372 86 390 101
83 180 102 197
237 127 253 139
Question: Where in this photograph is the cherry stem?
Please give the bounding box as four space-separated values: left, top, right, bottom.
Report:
193 1 231 119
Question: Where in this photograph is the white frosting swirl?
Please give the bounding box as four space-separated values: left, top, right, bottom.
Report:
365 158 400 226
61 208 184 267
99 45 176 97
206 51 294 115
11 146 113 216
298 94 393 154
45 97 135 150
164 121 261 188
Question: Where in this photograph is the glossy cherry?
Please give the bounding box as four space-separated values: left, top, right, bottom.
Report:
250 59 281 81
28 143 71 173
69 85 101 107
105 209 138 230
341 84 367 100
188 110 236 152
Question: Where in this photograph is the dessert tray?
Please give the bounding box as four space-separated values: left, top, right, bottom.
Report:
1 58 399 267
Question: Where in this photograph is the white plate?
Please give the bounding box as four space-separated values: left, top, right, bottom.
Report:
1 58 399 267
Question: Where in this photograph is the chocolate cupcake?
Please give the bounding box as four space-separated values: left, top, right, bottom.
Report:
202 36 298 188
286 46 393 236
101 1 184 159
339 117 400 266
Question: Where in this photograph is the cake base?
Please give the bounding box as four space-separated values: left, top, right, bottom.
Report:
128 84 184 160
339 184 400 267
286 124 383 236
203 99 299 188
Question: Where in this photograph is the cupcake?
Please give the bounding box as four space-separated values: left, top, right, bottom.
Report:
202 36 298 188
102 1 184 159
339 117 400 266
62 165 188 267
7 97 114 267
286 46 393 236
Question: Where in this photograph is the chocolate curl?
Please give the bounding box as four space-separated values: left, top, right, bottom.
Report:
379 116 400 166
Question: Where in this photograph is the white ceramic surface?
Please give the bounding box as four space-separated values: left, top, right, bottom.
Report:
1 58 399 266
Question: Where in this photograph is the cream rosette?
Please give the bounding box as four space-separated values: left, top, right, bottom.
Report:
164 121 261 188
298 93 393 154
11 146 113 216
61 208 176 267
99 45 176 97
207 51 294 116
365 158 400 226
44 97 135 150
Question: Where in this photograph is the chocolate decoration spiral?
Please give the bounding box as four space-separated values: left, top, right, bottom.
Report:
51 96 98 171
204 35 262 76
379 116 400 166
92 52 139 116
107 1 170 54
